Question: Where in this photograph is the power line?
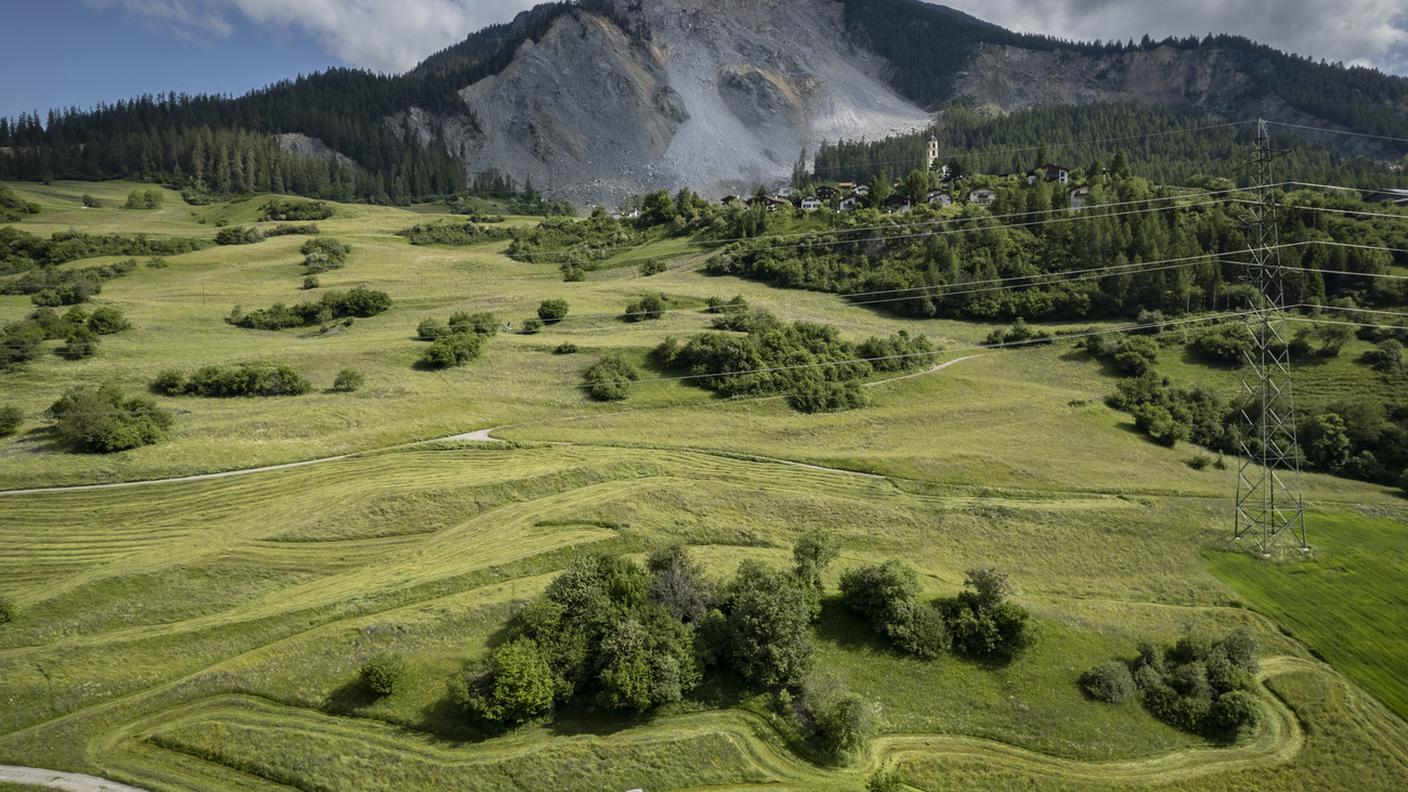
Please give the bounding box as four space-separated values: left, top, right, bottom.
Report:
1264 120 1408 146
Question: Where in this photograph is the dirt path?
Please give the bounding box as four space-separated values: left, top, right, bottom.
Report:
0 766 148 792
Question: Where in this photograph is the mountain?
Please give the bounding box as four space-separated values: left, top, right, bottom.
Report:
3 0 1407 204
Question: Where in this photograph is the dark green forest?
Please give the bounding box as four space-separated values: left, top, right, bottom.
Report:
812 104 1408 188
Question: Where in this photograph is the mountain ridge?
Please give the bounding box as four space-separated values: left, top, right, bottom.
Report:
2 0 1406 203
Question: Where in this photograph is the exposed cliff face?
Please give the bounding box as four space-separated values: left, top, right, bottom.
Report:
399 0 932 205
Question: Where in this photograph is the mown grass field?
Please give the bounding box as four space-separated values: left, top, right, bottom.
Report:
1 181 1406 791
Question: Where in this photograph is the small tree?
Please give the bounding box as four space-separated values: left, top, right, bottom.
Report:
302 275 320 290
624 293 668 322
583 353 638 401
647 544 714 624
805 674 875 762
793 529 840 620
59 326 99 360
360 653 408 696
520 318 544 335
1210 690 1262 740
81 194 99 208
1082 661 1137 703
423 333 485 369
722 559 815 687
332 369 364 393
537 299 570 324
461 637 556 724
87 306 130 335
0 405 22 436
866 770 904 792
639 259 668 276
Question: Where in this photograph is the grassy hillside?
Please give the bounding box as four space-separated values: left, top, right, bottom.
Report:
1 182 1406 791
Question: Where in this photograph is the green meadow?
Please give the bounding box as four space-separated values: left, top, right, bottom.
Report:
1 181 1406 790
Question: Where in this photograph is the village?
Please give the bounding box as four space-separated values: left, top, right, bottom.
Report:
718 137 1093 217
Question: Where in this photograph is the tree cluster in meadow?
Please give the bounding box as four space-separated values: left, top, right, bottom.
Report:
227 286 391 330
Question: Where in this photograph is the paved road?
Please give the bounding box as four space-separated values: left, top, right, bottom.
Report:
0 766 148 792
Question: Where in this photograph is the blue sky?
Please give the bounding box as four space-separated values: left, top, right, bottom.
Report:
3 0 1405 122
0 0 340 119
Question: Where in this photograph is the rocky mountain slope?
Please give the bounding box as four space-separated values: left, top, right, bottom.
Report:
383 0 1408 203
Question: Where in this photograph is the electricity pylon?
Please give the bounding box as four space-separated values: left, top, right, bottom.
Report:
1233 119 1307 556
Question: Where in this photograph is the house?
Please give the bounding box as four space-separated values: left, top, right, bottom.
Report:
775 186 797 198
927 190 952 206
1028 163 1072 185
854 184 872 197
763 196 791 211
968 188 997 206
721 195 741 206
815 185 839 200
884 194 912 213
839 196 859 212
837 180 856 191
800 196 823 211
1068 186 1091 209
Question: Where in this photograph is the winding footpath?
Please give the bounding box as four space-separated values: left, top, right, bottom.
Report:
0 766 148 792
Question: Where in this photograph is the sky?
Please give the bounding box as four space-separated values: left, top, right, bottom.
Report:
3 0 1407 120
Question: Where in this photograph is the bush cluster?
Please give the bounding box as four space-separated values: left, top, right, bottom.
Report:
537 299 569 324
984 318 1052 348
153 364 312 397
1109 371 1233 450
0 184 41 222
301 238 351 274
396 221 512 246
4 258 139 307
1 227 204 271
624 293 669 322
0 405 22 436
415 312 498 368
2 305 131 370
423 332 486 369
453 540 833 727
583 353 638 400
1086 628 1262 741
214 226 263 246
261 198 334 222
46 383 172 453
653 311 935 412
1082 333 1160 375
639 258 668 276
124 189 163 210
228 286 391 330
507 210 638 269
360 653 408 696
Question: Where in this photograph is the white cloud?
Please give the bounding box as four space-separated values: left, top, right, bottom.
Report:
936 0 1408 75
89 0 1408 76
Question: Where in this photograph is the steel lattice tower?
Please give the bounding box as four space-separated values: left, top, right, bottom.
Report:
1233 120 1307 556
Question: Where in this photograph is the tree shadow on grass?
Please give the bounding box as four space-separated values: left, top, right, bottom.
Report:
812 598 899 655
323 677 380 715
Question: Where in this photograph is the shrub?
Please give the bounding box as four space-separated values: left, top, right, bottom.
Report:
624 293 668 322
721 560 815 687
553 343 578 355
47 383 172 452
59 326 100 360
792 529 840 620
561 264 586 282
1209 690 1262 740
214 226 263 246
124 189 163 210
360 653 408 696
87 306 130 335
0 405 22 436
417 317 449 340
146 257 168 269
521 318 544 335
172 364 313 397
230 287 391 330
1082 661 1137 703
1192 324 1251 364
261 198 333 222
301 238 351 273
788 377 867 413
1188 453 1213 470
458 637 556 724
302 275 320 290
81 194 100 208
639 258 668 276
943 568 1034 661
706 295 749 314
538 299 570 324
332 369 364 393
985 318 1051 347
839 561 948 659
867 770 904 792
1362 339 1405 374
265 223 320 238
0 596 14 624
583 353 638 400
396 220 511 246
151 370 188 396
448 311 499 337
805 675 875 762
423 333 485 369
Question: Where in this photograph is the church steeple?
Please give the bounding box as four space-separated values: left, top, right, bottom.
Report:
926 136 940 171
